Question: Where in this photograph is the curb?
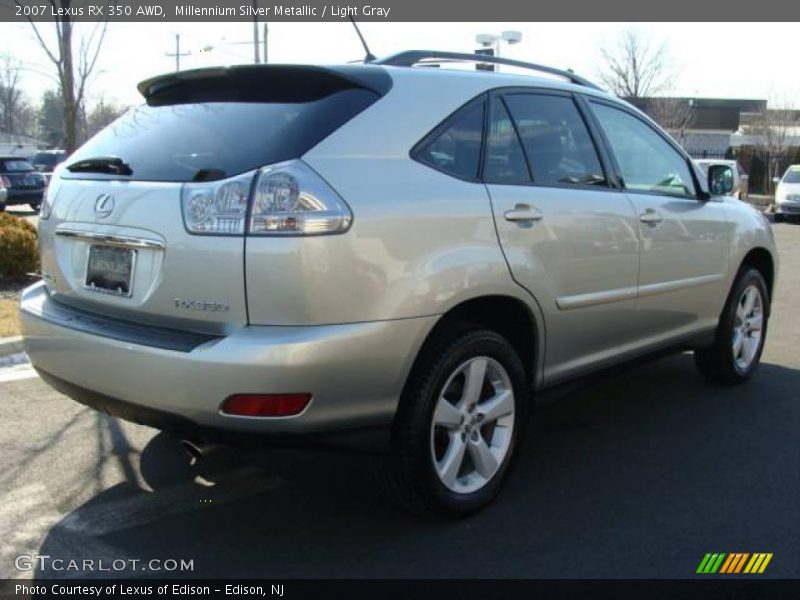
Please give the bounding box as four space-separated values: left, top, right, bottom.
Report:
0 336 24 357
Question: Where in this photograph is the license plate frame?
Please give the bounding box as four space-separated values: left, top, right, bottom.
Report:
84 245 136 298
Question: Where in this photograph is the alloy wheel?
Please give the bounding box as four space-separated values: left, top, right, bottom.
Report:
732 284 764 372
429 356 515 494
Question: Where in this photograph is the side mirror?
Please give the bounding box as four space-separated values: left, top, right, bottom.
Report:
708 164 734 196
772 177 781 184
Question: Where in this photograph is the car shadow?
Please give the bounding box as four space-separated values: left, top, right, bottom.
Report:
33 353 800 579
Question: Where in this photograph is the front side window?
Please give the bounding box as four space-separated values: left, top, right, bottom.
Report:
415 101 485 181
591 102 696 197
504 94 606 187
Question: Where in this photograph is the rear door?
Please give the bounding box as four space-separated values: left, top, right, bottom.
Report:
587 100 730 340
484 90 641 383
39 66 385 335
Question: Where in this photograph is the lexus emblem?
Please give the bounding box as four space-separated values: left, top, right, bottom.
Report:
94 194 115 219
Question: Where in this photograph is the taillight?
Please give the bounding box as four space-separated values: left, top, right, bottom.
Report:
221 393 312 417
181 172 253 235
249 160 352 235
40 173 62 220
180 160 351 237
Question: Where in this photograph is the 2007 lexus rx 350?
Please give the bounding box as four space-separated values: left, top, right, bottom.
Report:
20 52 777 517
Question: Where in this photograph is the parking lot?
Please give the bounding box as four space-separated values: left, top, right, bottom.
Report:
0 221 798 580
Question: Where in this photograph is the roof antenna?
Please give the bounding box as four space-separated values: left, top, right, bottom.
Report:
348 17 376 63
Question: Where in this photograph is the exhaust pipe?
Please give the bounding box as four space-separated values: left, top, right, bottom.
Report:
181 438 239 473
181 438 216 461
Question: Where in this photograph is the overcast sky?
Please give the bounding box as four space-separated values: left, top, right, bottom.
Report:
1 21 798 109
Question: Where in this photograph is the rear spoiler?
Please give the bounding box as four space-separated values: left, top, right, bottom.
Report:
137 64 393 106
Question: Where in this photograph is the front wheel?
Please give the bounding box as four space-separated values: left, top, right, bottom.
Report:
382 326 528 517
695 268 769 385
29 201 41 212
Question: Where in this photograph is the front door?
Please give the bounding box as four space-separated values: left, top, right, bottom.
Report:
588 100 730 341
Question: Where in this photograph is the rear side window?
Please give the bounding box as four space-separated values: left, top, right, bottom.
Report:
65 88 379 182
414 101 485 181
485 97 530 184
504 94 606 187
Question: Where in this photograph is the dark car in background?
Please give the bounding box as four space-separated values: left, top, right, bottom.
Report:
0 157 47 211
31 150 67 185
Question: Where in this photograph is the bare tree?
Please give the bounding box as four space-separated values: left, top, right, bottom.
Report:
750 96 799 193
649 97 695 145
0 55 31 136
84 96 127 139
21 0 109 152
599 29 672 99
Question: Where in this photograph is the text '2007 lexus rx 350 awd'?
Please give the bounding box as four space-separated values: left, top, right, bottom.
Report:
20 51 777 517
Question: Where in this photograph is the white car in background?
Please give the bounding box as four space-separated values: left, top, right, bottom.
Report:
774 165 800 222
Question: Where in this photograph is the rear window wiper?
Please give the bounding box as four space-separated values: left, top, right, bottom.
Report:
67 156 133 176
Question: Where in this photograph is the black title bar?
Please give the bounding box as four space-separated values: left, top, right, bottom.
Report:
4 0 800 22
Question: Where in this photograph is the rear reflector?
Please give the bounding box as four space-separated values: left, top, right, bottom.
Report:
221 393 312 417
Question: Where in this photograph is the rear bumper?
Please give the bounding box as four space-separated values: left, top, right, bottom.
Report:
5 188 44 205
20 282 435 435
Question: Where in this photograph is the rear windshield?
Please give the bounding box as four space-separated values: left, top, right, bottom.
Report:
65 88 379 182
0 159 34 172
33 153 64 168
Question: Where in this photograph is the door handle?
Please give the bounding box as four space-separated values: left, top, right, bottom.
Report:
504 204 544 223
639 209 663 225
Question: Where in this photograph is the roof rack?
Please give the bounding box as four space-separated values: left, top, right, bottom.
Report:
373 50 602 90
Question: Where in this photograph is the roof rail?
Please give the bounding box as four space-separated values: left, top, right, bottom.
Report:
373 50 602 90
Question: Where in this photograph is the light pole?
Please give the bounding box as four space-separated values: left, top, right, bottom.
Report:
475 31 522 71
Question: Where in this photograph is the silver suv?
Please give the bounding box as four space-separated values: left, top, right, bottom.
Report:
20 52 777 517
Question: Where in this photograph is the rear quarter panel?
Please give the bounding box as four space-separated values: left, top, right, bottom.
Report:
246 70 535 326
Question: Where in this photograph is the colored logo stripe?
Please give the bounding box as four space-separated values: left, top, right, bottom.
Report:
698 553 773 574
744 553 773 574
697 553 726 573
720 553 749 573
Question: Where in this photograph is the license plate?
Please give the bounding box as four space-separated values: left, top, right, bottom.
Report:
85 245 135 297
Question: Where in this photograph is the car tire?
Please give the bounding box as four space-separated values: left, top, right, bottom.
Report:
381 324 529 518
29 202 41 212
694 267 770 385
774 213 784 223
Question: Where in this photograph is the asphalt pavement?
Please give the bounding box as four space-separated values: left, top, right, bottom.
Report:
0 222 798 580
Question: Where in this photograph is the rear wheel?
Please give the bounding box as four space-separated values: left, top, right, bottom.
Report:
382 325 528 517
695 268 769 385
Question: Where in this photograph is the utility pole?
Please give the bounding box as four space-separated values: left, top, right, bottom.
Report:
166 33 191 71
264 23 269 64
252 0 260 63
